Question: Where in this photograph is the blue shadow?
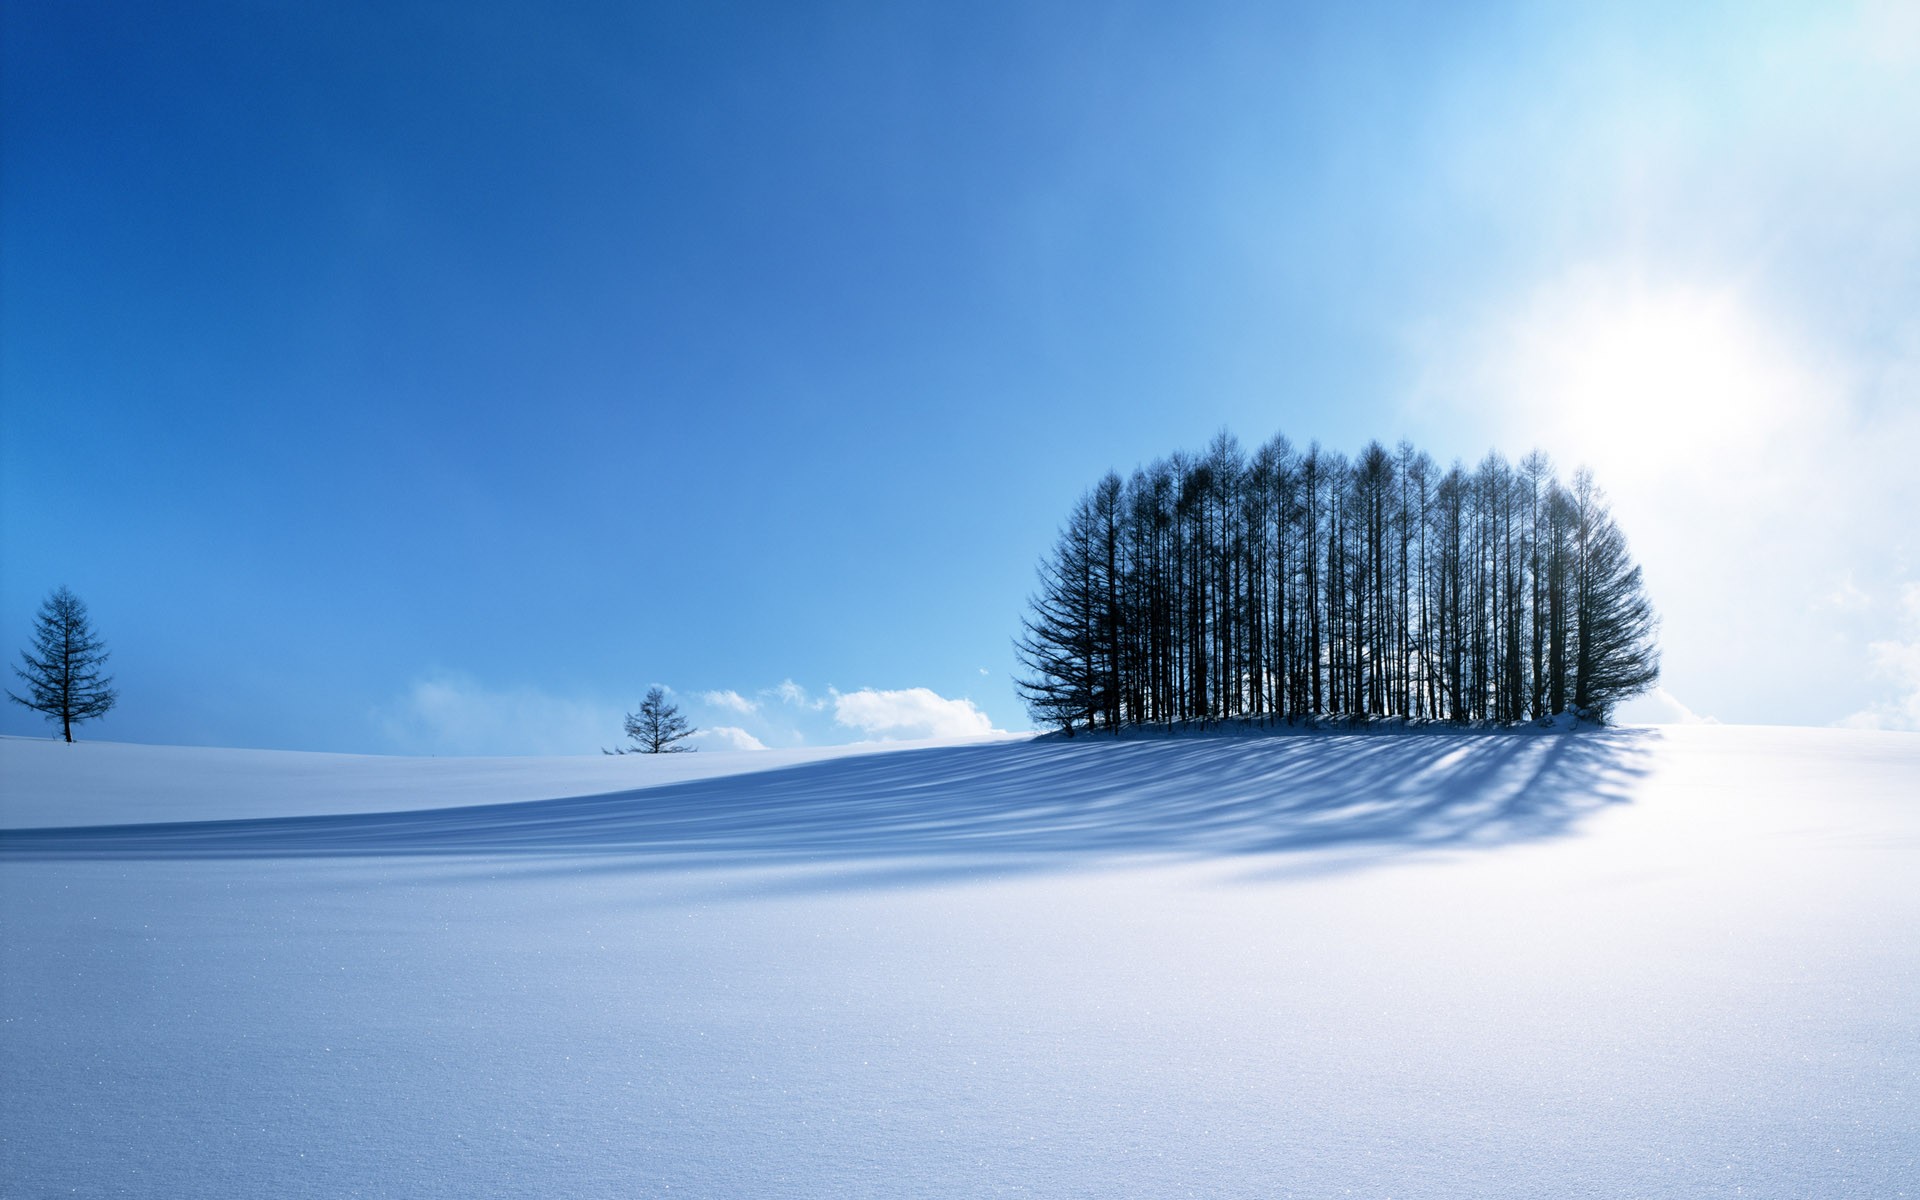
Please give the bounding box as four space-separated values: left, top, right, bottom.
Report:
0 730 1653 873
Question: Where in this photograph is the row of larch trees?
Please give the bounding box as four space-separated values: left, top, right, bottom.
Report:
1016 432 1659 734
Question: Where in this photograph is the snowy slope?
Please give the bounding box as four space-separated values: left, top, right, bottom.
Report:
2 725 1916 1197
0 732 1023 827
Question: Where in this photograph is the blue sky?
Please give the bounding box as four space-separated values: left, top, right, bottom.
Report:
4 0 1917 752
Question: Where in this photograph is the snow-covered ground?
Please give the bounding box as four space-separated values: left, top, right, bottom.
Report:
0 732 1026 827
2 725 1915 1197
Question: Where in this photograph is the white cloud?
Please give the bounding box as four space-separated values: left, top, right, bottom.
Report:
700 689 759 715
1841 583 1920 731
832 687 996 740
691 725 768 752
376 674 621 756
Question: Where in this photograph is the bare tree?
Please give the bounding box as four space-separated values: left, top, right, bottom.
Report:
610 686 697 753
9 586 118 742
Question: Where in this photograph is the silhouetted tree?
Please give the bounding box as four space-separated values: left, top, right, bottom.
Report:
1014 431 1659 731
611 686 697 753
9 586 117 742
1016 490 1103 734
1567 470 1661 720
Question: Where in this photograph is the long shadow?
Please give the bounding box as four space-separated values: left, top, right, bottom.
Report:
0 730 1654 875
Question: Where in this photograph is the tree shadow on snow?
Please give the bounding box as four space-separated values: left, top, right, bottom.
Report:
0 730 1655 885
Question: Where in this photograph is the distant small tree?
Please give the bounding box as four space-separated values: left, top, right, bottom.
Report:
9 586 118 743
609 686 697 754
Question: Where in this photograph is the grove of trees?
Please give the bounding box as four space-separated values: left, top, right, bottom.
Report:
9 586 118 742
1016 433 1658 734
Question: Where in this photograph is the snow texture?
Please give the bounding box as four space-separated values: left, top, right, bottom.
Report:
2 725 1916 1197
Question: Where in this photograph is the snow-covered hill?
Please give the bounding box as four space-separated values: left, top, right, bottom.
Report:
2 725 1916 1197
0 732 1025 827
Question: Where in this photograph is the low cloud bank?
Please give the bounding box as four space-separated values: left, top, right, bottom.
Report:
1842 582 1920 731
375 676 1005 757
693 725 769 752
377 675 621 756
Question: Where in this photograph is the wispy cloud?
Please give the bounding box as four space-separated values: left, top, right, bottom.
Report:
833 687 996 740
766 679 828 711
376 674 622 756
1821 575 1874 615
700 689 759 715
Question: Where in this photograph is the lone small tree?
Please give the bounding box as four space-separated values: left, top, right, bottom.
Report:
611 686 697 754
9 586 118 742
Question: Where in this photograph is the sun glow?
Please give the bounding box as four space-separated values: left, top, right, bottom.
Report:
1487 271 1824 486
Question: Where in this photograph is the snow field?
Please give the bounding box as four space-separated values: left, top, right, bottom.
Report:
1 725 1916 1197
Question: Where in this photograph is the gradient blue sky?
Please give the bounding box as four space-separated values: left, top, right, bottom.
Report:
4 1 1917 753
